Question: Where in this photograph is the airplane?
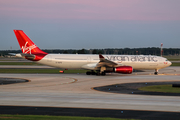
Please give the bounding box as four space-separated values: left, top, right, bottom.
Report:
12 30 172 75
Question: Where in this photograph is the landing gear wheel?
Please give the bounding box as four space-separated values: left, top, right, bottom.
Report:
154 69 158 75
86 71 91 75
86 71 98 75
91 71 96 75
101 72 106 76
154 72 158 75
96 72 101 76
96 72 106 76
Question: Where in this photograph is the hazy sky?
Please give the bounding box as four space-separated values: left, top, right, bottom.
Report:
0 0 180 50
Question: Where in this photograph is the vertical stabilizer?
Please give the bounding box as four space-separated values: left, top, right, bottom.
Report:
13 30 47 55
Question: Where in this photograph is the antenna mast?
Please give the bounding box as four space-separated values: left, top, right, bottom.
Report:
161 43 163 56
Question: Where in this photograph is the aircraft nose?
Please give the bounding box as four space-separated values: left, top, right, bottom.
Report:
168 61 172 66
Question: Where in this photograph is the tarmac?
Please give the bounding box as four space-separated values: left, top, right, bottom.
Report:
0 66 180 119
1 106 180 120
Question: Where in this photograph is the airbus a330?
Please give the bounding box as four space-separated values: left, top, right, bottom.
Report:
12 30 172 75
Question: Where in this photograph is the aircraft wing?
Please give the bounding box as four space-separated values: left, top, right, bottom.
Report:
81 54 124 70
96 54 123 68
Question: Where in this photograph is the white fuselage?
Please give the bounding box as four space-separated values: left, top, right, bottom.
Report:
37 54 171 70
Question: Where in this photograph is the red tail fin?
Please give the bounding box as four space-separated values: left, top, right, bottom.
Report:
13 30 47 55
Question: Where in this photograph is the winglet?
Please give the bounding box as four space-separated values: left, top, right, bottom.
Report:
99 54 104 59
99 54 105 62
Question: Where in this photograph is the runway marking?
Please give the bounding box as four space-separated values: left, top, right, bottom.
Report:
31 77 78 87
0 77 77 88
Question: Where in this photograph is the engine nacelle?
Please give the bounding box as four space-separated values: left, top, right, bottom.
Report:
114 66 133 74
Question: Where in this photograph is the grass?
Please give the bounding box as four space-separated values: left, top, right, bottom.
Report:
167 59 180 61
0 68 87 74
0 114 137 120
164 56 180 61
0 62 41 65
138 84 180 93
171 63 180 66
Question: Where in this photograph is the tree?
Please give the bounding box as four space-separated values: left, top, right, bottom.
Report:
77 49 86 54
92 49 97 54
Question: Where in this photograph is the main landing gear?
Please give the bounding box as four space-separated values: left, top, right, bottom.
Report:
86 71 106 76
86 71 96 75
96 72 106 76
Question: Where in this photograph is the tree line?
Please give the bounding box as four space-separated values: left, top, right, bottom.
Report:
0 47 180 56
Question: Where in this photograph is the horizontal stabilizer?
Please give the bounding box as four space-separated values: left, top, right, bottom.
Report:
8 53 35 60
8 53 16 56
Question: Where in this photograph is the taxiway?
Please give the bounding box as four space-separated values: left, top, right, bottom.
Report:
0 67 180 113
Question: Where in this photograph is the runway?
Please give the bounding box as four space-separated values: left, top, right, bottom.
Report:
0 67 180 114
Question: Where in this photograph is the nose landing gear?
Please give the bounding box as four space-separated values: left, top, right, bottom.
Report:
154 69 158 75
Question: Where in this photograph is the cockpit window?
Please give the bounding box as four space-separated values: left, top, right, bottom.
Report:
166 59 168 61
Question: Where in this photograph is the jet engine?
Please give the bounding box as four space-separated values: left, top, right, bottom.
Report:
113 66 133 74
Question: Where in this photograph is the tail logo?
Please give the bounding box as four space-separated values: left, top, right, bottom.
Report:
21 42 37 54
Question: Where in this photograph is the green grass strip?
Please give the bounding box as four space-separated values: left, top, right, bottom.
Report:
0 68 87 74
168 59 180 61
0 62 41 65
171 63 180 66
0 114 137 120
138 84 180 93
